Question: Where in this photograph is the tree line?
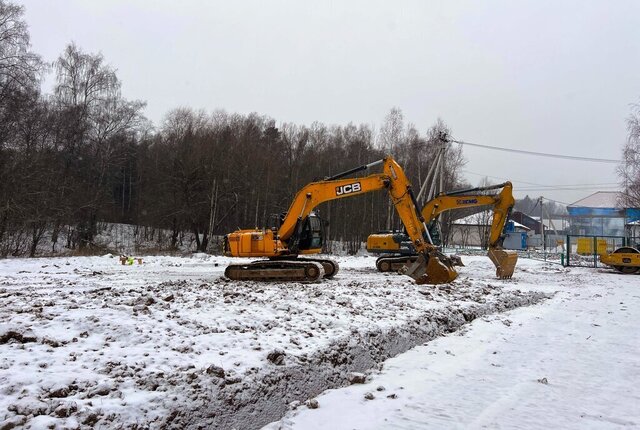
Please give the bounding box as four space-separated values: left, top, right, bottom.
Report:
0 1 470 257
10 0 628 258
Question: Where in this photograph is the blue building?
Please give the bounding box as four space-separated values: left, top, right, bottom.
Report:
567 192 640 237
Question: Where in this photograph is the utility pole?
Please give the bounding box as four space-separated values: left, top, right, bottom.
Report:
417 148 439 202
437 136 446 242
439 136 445 194
539 196 545 259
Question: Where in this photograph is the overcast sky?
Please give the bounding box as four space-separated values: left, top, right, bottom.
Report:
19 0 640 204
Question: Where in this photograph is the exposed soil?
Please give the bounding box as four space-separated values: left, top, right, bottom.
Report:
160 286 548 429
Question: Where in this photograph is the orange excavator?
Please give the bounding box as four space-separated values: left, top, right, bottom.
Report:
367 182 518 279
223 156 459 284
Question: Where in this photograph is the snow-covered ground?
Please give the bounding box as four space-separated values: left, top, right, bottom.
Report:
267 261 640 430
0 253 632 429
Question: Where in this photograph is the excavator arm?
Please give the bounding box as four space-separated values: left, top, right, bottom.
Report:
426 182 517 278
423 182 514 247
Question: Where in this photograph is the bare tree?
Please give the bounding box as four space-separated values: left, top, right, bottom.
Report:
0 1 42 96
0 0 45 255
618 101 640 207
472 177 494 249
54 43 119 109
52 43 147 249
378 107 405 155
379 108 405 229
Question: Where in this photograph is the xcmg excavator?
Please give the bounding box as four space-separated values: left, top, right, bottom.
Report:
600 247 640 274
223 156 459 284
367 182 518 279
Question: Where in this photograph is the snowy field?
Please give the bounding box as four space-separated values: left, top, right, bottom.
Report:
268 261 640 430
0 254 635 429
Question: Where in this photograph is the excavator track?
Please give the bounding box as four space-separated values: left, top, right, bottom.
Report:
295 257 340 278
376 255 418 272
224 260 326 282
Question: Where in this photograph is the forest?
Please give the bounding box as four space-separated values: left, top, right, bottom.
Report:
1 1 576 258
0 1 476 257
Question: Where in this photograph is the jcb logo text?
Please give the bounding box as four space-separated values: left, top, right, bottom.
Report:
336 182 362 196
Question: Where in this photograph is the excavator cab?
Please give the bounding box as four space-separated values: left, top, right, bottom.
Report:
298 212 324 252
266 213 286 232
267 212 324 253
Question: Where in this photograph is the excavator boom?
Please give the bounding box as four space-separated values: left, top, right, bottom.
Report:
439 182 518 279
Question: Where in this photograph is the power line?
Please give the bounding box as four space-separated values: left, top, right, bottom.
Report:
541 196 607 209
517 183 619 189
517 184 619 188
462 170 549 186
451 139 621 164
542 197 574 206
462 170 619 189
516 186 619 191
462 169 620 203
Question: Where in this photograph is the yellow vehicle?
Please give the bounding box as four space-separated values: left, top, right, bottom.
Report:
224 156 458 284
600 247 640 274
367 182 518 279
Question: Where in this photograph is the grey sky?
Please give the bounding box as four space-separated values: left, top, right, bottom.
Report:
19 0 640 204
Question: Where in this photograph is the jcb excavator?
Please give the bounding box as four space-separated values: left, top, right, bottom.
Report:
367 182 518 279
223 156 459 284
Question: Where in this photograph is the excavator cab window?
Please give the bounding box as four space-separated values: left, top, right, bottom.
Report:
427 221 441 246
298 213 324 251
267 213 287 232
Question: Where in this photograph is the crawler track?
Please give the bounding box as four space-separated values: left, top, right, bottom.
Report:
225 258 339 282
375 255 418 272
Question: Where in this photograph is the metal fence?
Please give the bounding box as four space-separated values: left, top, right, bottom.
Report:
563 235 639 268
445 234 639 269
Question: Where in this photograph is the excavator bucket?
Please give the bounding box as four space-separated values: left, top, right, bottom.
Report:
400 252 458 285
488 248 518 279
